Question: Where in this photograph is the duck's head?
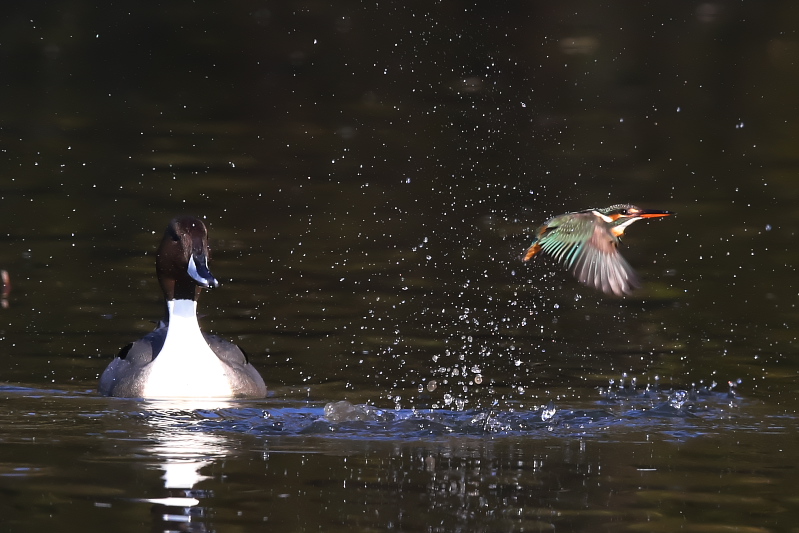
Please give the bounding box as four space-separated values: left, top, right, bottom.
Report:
156 216 219 302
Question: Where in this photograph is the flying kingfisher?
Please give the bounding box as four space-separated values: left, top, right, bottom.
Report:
522 204 674 296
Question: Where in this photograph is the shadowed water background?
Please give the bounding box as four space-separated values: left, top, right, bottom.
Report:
1 1 799 531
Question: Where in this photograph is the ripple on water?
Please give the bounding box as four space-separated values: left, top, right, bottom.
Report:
112 384 746 442
0 380 751 445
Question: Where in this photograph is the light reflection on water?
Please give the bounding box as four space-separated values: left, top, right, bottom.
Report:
137 400 243 529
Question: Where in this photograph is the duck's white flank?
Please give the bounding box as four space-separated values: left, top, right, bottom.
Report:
142 299 233 398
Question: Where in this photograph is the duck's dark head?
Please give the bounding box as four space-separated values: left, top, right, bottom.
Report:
156 216 219 302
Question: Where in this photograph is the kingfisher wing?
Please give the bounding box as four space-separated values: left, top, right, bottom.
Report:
523 211 591 261
537 214 639 296
535 212 597 268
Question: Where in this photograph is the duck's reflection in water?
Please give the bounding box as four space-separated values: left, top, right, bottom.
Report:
139 399 235 532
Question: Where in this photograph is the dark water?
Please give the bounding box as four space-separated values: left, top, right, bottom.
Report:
1 1 799 531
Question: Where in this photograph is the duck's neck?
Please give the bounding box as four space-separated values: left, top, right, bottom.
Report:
166 299 201 328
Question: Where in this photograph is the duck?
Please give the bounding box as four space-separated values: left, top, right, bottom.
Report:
98 216 267 399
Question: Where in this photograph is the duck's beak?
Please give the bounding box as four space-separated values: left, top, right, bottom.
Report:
187 253 219 288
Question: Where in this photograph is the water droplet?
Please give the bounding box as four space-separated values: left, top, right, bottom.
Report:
669 390 688 409
541 401 556 421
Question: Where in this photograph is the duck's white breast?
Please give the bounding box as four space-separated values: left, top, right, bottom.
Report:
142 299 233 398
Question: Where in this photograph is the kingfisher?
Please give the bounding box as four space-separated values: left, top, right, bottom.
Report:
522 204 674 296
